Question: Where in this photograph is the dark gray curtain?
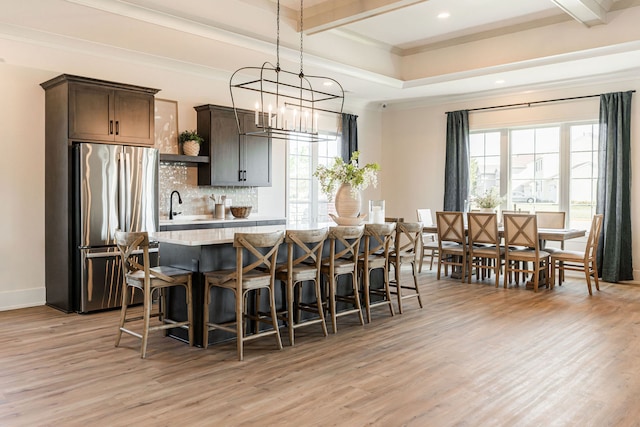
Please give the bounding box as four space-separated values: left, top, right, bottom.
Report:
596 91 633 282
443 110 470 211
341 113 358 162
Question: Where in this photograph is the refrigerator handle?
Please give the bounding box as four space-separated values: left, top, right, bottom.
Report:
123 151 132 231
118 151 126 232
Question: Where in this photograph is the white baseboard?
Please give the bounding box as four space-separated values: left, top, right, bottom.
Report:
0 287 45 311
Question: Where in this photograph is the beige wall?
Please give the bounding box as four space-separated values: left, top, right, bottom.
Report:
0 65 49 309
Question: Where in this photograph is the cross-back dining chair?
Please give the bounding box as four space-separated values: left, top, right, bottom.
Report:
114 230 193 359
467 212 505 288
550 214 604 295
358 222 396 323
275 228 329 346
388 222 424 313
503 213 550 292
321 225 365 334
435 211 468 283
203 230 285 360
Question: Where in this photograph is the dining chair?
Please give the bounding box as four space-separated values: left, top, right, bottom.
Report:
550 214 604 295
435 211 468 283
388 222 424 313
500 210 530 226
467 212 505 288
416 208 439 272
321 226 365 334
114 230 193 359
536 211 567 249
503 213 551 292
203 230 285 361
358 223 396 323
275 228 329 346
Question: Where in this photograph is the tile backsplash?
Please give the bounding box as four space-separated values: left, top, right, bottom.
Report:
159 162 258 218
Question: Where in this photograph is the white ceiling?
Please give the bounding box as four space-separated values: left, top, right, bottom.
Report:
1 0 639 106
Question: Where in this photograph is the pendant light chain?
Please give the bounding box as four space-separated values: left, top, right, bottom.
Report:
299 0 304 77
276 0 280 70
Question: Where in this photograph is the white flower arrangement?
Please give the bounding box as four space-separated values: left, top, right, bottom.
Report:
474 187 503 209
313 151 380 199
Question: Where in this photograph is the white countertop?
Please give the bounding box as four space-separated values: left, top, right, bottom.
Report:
151 223 333 246
159 215 285 226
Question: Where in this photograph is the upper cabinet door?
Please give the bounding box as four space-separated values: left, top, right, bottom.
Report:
69 84 114 142
68 83 155 145
196 104 272 187
114 91 155 145
241 113 271 187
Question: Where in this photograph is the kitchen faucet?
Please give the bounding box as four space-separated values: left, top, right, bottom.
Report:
169 190 182 220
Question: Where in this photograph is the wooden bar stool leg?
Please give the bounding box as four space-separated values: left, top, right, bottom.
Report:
269 287 283 350
329 276 338 334
351 272 365 326
186 279 194 346
395 263 403 314
314 278 328 336
363 269 372 323
287 280 295 346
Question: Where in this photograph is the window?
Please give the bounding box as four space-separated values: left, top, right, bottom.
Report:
569 123 599 230
469 131 501 200
470 121 598 228
287 134 341 225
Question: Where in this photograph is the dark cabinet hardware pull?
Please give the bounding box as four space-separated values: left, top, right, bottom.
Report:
109 120 113 135
115 121 119 135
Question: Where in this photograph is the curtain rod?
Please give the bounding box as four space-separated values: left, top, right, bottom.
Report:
445 90 636 114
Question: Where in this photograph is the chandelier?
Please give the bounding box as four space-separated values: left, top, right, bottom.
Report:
229 0 344 143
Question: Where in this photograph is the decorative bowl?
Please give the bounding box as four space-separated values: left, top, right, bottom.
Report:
329 213 367 226
230 206 252 218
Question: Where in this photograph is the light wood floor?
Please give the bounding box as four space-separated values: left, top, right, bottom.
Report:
2 271 640 426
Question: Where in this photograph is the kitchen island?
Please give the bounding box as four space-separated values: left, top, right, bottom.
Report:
151 223 376 347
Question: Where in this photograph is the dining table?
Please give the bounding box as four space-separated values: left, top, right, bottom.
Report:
422 225 586 286
422 225 585 242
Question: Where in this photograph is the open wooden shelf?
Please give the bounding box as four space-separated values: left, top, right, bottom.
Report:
160 154 209 163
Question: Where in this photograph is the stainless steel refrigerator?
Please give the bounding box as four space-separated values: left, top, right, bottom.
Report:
73 142 159 313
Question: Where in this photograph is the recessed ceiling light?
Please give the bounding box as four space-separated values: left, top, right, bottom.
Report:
495 79 505 84
438 12 450 19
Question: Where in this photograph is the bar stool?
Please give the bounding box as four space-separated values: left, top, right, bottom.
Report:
388 222 424 313
275 228 329 346
114 230 193 359
321 225 365 334
358 223 396 323
203 230 284 361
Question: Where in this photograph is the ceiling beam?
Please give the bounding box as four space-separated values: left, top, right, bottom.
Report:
549 0 612 27
301 0 428 35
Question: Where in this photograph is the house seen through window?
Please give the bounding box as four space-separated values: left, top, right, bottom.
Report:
470 121 598 230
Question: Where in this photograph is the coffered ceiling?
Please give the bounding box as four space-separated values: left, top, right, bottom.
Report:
1 0 640 105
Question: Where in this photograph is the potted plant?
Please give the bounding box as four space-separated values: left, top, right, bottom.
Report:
178 130 204 156
314 151 380 221
473 187 503 211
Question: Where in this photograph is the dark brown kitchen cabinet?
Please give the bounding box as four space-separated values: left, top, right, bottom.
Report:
43 74 159 146
195 104 271 187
